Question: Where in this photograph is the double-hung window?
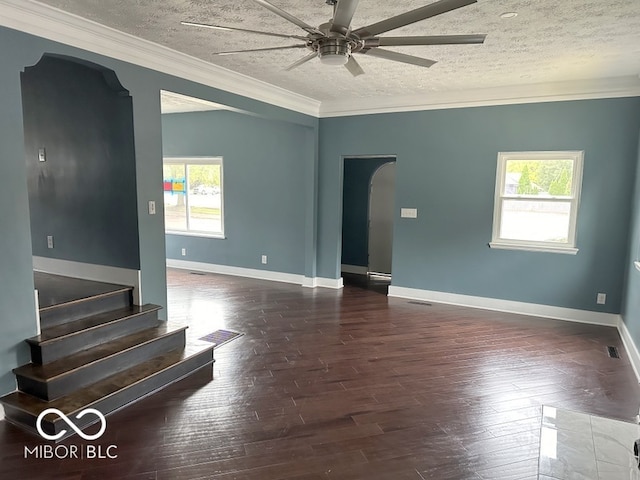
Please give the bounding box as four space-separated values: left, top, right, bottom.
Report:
490 151 584 254
163 157 224 237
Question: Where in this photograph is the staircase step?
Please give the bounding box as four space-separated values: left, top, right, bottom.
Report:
1 343 214 441
14 325 187 401
27 304 162 364
39 287 134 329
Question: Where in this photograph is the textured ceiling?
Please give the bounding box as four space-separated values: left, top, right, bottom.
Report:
34 0 640 102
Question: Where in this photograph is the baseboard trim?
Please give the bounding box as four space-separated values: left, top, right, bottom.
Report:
168 258 304 285
33 256 142 305
388 286 620 327
167 259 343 289
341 264 369 275
304 276 344 289
617 318 640 384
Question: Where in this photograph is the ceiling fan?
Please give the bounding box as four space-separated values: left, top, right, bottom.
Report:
182 0 486 76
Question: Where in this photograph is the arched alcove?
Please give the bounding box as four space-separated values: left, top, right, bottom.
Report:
21 54 140 269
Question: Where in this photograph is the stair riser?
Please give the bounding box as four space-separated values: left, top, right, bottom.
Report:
39 290 133 328
3 349 214 441
31 310 160 365
17 331 186 401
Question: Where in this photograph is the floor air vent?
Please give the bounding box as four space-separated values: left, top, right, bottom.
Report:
607 346 620 359
408 301 432 306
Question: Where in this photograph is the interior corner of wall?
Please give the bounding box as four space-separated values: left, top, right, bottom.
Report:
618 316 640 384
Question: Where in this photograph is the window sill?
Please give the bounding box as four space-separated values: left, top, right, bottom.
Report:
166 230 226 240
489 242 578 255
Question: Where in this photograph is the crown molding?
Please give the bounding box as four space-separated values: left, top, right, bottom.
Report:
0 0 321 117
319 76 640 117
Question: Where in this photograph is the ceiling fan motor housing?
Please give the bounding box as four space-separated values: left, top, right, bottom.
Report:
317 38 351 65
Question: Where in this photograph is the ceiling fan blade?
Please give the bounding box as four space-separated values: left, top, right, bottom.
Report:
251 0 324 35
181 21 308 41
344 56 365 76
285 52 318 71
360 48 436 68
353 0 477 38
331 0 360 35
213 45 307 56
372 34 486 47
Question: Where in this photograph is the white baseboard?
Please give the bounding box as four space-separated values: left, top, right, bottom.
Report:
33 256 142 305
167 259 343 289
341 264 368 275
167 258 303 284
34 289 40 335
303 276 344 289
388 286 620 327
617 318 640 384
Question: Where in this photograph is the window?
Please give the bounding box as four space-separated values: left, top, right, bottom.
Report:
163 157 224 237
490 151 584 254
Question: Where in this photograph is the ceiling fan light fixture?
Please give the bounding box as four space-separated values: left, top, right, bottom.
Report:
319 52 350 66
318 38 351 66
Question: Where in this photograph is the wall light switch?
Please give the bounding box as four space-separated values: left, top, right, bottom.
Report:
401 208 418 218
148 201 156 215
38 148 46 162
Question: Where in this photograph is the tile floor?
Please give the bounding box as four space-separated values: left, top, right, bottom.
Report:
540 405 640 479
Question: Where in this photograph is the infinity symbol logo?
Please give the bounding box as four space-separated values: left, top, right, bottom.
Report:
36 408 107 441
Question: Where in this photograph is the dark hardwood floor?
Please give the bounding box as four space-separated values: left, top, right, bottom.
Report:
2 268 639 479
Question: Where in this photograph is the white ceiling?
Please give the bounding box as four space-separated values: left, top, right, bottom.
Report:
19 0 640 105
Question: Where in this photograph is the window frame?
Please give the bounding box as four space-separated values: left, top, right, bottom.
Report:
490 150 584 254
163 156 225 239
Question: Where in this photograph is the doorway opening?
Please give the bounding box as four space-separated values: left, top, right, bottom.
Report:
341 156 396 293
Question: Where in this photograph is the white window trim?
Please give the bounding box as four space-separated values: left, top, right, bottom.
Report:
163 156 225 239
490 150 584 254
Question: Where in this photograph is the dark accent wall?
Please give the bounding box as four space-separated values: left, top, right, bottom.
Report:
341 157 394 267
21 54 140 269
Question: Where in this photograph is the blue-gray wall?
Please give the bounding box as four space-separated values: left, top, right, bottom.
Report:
342 157 394 267
0 25 317 396
162 110 312 275
22 55 140 269
319 98 640 314
622 132 640 351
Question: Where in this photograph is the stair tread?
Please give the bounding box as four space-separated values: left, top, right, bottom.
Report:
27 304 162 345
1 343 213 417
14 324 187 381
35 272 133 312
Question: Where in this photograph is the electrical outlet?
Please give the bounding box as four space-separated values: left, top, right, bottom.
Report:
597 293 606 305
261 255 267 264
38 148 46 162
148 200 156 215
181 248 186 256
47 235 54 249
